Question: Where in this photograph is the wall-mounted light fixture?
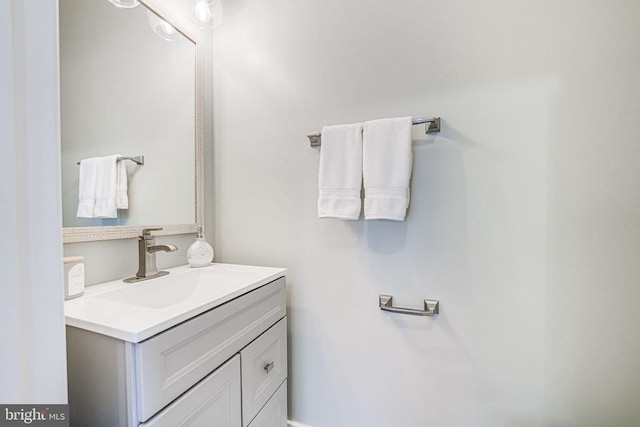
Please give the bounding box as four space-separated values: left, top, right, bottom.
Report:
105 0 220 40
107 0 140 8
184 0 223 29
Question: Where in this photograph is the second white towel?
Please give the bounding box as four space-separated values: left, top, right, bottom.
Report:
318 123 364 220
77 154 128 218
363 117 413 221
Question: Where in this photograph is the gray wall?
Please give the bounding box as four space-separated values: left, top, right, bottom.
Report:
212 1 640 426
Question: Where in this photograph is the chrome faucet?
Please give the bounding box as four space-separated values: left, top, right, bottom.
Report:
124 228 178 283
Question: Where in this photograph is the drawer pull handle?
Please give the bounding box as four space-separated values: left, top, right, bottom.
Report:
264 361 275 374
379 294 439 316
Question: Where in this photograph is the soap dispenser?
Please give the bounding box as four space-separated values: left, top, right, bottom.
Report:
187 225 214 267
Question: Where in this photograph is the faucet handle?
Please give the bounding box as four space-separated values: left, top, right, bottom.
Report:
141 227 163 237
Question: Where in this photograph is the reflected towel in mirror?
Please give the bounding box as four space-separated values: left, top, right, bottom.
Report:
77 154 128 218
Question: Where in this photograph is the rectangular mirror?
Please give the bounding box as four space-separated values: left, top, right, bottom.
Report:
59 0 204 243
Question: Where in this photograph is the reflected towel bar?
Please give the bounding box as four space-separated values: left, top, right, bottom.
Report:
77 155 145 165
307 117 441 147
379 294 440 317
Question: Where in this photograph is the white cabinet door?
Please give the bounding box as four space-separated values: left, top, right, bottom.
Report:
248 381 287 427
241 318 287 426
140 355 241 427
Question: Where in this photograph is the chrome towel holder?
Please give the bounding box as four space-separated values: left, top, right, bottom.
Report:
307 117 441 147
76 155 145 165
379 294 440 317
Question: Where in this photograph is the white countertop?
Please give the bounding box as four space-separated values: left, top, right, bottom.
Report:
65 263 287 343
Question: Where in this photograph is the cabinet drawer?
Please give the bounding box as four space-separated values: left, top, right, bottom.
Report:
135 277 286 422
241 317 287 426
248 380 287 427
140 355 241 427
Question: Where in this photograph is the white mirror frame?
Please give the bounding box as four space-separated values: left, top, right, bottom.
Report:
62 0 204 243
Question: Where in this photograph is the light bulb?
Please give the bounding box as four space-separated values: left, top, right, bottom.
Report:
194 0 211 23
185 0 223 29
160 20 176 35
107 0 139 8
146 10 182 41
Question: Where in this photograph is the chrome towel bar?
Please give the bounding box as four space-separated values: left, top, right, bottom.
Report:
379 294 440 317
77 155 145 165
307 117 441 147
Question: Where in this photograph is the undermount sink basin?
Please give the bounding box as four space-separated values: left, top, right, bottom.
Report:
64 263 287 342
96 267 253 309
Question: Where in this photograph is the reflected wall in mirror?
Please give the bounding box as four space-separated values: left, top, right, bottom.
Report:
60 0 199 239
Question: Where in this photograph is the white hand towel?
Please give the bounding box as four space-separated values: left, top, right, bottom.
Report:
318 123 364 220
76 157 100 218
115 156 128 210
363 117 413 221
93 154 120 218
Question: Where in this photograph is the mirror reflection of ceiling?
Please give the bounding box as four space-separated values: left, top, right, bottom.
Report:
59 0 195 228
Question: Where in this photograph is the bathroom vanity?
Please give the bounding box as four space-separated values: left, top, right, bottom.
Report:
65 263 287 427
